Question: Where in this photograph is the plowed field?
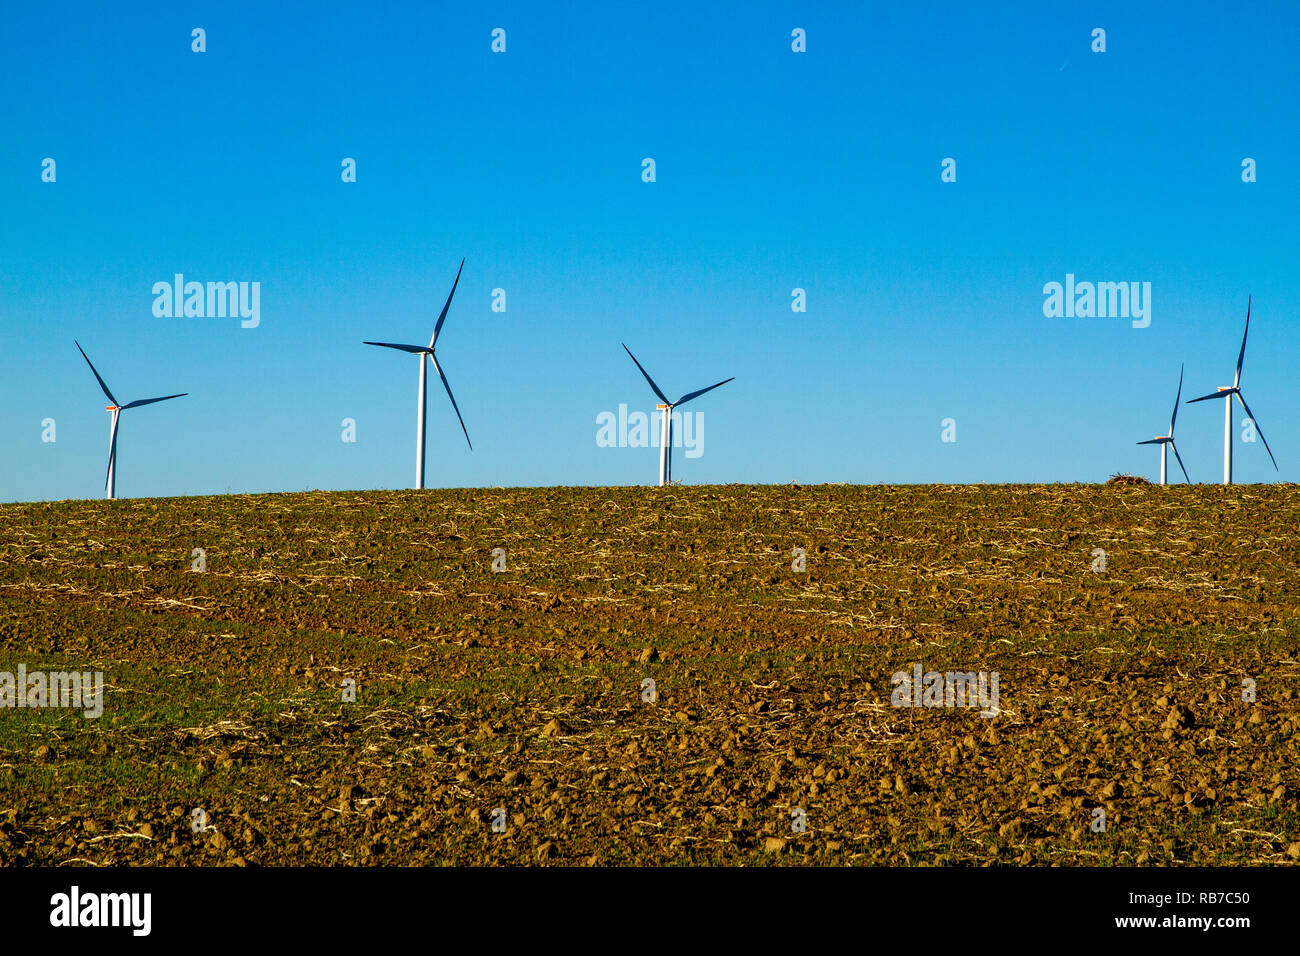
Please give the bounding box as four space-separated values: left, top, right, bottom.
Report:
1 485 1297 865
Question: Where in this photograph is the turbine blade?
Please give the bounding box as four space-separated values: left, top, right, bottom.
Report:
429 355 472 450
364 341 432 355
1235 296 1250 387
1187 389 1233 404
1236 391 1279 471
430 258 466 349
1170 363 1183 434
121 393 187 409
675 376 735 407
1170 441 1191 483
622 344 670 407
1136 439 1165 445
75 341 119 406
105 415 119 490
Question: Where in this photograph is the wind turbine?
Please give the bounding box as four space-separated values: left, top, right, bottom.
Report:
75 341 187 500
622 344 734 486
1136 364 1190 485
364 259 471 489
1186 296 1278 484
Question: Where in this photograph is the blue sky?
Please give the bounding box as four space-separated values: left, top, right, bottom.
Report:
2 1 1298 500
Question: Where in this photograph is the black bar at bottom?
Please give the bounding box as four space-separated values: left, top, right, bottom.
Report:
0 865 1286 943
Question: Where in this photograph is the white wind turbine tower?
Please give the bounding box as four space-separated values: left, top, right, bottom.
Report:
75 341 187 500
1135 364 1190 485
364 259 472 489
622 344 734 486
1186 297 1278 484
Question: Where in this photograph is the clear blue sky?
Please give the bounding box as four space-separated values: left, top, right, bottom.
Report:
3 1 1297 500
